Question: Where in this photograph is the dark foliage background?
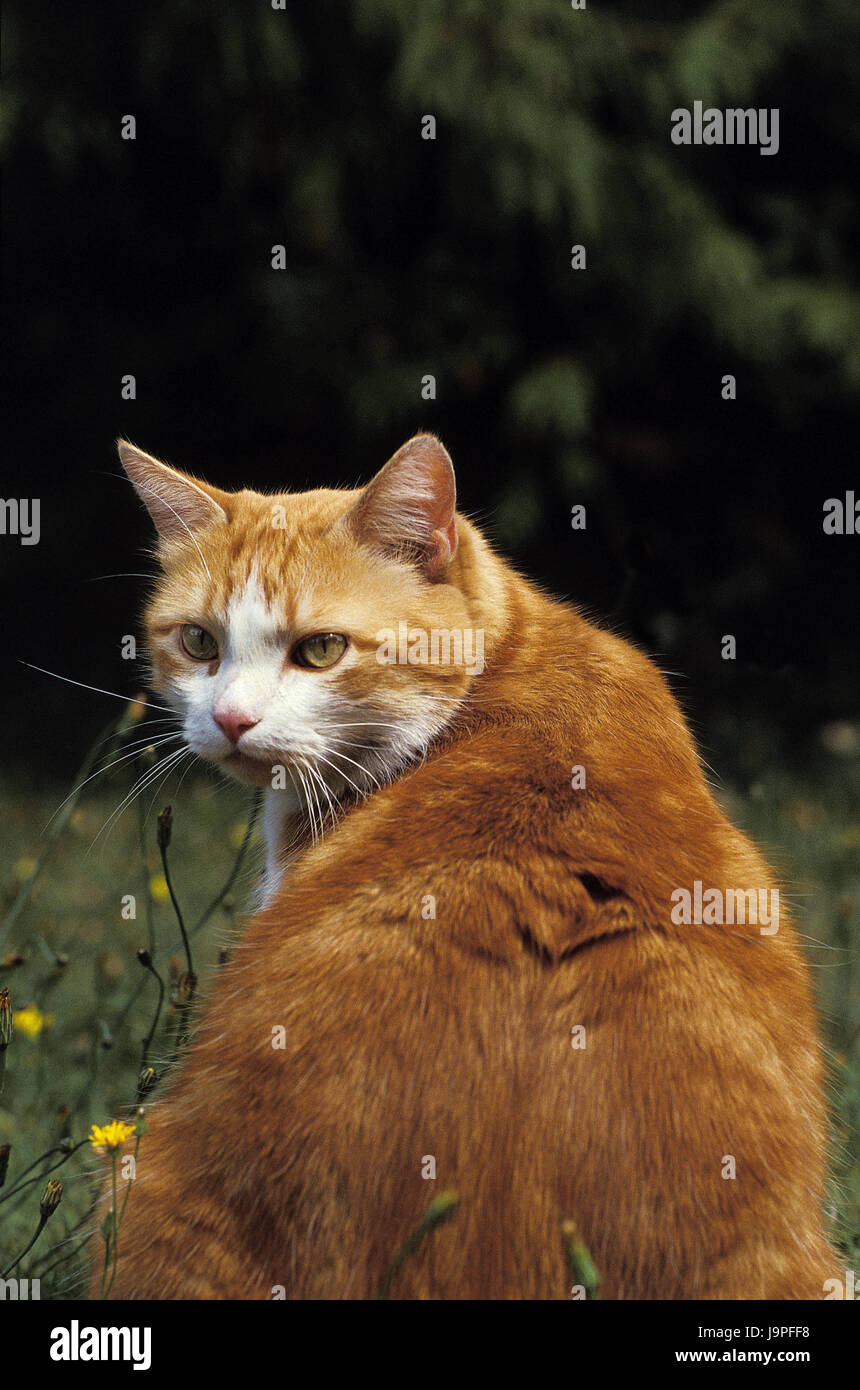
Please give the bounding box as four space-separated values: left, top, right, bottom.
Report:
2 0 858 776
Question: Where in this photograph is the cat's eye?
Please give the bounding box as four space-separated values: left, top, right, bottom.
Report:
180 624 219 661
293 633 348 670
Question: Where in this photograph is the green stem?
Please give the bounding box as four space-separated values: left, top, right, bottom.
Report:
191 790 261 935
138 958 165 1072
109 790 260 1041
375 1192 460 1300
98 1152 118 1300
98 1227 112 1300
0 1146 62 1202
561 1218 601 1300
104 1131 140 1298
108 1153 119 1294
136 757 156 957
159 839 193 981
30 1228 95 1283
0 1140 88 1210
1 1213 48 1278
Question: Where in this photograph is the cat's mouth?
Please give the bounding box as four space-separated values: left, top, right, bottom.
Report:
223 748 277 786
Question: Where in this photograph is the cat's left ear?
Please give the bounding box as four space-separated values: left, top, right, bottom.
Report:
347 434 458 579
118 441 230 542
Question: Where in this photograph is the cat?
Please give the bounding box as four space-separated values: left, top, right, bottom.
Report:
96 432 843 1299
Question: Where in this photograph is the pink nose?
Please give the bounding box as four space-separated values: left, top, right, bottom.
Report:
214 711 259 746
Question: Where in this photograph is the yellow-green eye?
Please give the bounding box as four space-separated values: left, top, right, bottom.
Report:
180 624 219 661
293 633 348 669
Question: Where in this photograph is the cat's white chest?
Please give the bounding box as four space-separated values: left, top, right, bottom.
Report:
260 785 304 906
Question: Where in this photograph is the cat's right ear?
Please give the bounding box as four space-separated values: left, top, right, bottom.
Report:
118 441 229 542
347 434 458 579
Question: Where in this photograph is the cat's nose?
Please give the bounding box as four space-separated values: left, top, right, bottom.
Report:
214 710 260 746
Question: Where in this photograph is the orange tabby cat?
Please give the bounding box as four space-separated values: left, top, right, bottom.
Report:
98 433 842 1299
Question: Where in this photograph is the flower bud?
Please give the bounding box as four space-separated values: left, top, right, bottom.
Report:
128 695 148 724
137 1065 158 1096
157 805 173 850
560 1217 601 1299
0 988 12 1049
424 1190 460 1227
40 1178 63 1220
139 744 157 770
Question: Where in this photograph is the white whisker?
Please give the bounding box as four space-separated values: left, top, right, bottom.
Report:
304 764 325 839
21 662 174 713
89 747 189 851
293 763 320 844
325 744 382 792
322 720 405 731
143 747 195 823
303 758 340 828
129 478 214 582
42 732 182 832
86 573 155 582
313 750 371 800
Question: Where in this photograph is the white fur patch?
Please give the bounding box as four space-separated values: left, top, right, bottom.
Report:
165 572 460 904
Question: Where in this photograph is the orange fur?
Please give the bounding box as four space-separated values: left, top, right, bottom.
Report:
97 436 843 1300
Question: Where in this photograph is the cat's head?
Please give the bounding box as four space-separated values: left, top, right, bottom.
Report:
120 435 483 807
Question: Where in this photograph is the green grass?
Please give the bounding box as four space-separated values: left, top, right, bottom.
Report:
0 719 857 1296
720 761 860 1264
0 719 259 1296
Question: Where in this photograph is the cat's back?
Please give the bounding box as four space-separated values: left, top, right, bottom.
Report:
187 612 834 1297
106 600 839 1299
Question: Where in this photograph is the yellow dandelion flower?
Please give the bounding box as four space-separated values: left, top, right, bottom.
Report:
229 821 248 849
12 1004 54 1039
128 695 148 724
88 1119 136 1155
13 856 38 884
149 874 170 903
